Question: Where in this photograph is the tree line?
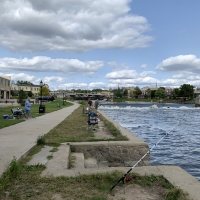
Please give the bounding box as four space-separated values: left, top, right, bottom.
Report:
114 84 195 100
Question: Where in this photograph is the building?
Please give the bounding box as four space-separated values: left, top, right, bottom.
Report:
11 83 41 96
0 76 11 99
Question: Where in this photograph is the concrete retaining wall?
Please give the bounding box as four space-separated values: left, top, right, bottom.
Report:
71 110 151 167
72 142 150 167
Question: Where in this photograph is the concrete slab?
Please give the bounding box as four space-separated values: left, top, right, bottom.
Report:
41 144 70 177
72 153 85 169
85 157 98 168
27 146 53 165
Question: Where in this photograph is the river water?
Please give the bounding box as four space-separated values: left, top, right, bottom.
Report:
99 102 200 181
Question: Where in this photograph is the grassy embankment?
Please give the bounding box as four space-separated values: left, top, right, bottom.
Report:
0 101 190 200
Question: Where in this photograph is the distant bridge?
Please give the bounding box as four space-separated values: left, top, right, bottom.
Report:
49 92 113 100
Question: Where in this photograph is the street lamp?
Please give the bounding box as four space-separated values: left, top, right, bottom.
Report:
63 90 65 106
39 80 45 113
40 80 43 105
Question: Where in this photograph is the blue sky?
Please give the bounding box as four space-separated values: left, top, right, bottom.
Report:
1 0 200 91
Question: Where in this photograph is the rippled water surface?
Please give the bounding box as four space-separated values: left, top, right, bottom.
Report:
99 103 200 181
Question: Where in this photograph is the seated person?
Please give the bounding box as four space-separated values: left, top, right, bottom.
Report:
89 107 100 118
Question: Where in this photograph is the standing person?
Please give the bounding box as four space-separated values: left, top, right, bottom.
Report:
88 97 93 108
94 99 99 110
25 97 31 119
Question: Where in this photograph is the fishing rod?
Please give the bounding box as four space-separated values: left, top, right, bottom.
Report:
110 111 190 192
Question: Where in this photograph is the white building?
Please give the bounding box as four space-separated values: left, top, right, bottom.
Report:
0 76 11 99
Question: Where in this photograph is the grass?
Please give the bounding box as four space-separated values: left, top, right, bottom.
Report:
0 99 73 129
42 104 128 145
0 160 190 200
0 100 190 199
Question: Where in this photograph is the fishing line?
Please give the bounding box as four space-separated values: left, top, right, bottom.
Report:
110 110 191 192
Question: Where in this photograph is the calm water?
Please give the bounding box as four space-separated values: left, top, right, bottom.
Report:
99 103 200 181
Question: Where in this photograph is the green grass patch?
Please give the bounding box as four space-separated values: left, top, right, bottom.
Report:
0 161 190 200
43 105 128 144
0 100 73 129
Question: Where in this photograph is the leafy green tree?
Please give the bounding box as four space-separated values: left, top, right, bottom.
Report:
133 86 142 98
146 88 152 98
11 90 15 97
114 87 122 98
17 80 33 85
151 90 156 99
27 91 33 97
123 89 128 97
38 87 50 96
17 90 27 106
179 84 194 99
155 88 166 99
172 88 180 99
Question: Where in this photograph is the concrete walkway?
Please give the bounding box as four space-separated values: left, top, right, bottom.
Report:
0 102 79 176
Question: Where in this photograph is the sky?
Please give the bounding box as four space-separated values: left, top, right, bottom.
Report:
1 0 200 91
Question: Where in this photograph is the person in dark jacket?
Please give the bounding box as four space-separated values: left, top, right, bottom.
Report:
88 98 93 108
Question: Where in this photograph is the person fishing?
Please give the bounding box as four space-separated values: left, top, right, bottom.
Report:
94 99 99 110
88 97 93 108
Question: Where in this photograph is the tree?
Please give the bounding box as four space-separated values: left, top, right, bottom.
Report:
114 87 122 98
172 88 180 99
146 88 152 98
123 89 128 97
17 80 33 85
155 88 166 99
38 87 50 96
28 91 33 97
133 86 142 98
17 90 27 106
179 84 194 99
151 90 156 99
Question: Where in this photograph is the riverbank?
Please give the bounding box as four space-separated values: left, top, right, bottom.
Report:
0 101 198 199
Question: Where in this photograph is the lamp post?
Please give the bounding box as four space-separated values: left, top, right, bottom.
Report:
63 90 64 106
40 80 43 105
39 80 45 113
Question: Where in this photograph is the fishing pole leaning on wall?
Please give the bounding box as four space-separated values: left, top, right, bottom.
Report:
110 111 191 192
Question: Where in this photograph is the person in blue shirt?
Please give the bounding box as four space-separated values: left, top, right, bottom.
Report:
25 97 31 119
89 107 100 118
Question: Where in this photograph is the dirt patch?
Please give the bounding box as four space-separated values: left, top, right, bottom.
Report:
109 184 166 200
94 121 115 139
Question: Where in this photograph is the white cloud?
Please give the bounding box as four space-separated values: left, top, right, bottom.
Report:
105 70 156 79
156 55 200 72
140 71 156 77
89 82 106 89
107 61 118 69
141 64 147 69
0 56 104 74
0 72 35 83
0 0 153 53
105 70 138 79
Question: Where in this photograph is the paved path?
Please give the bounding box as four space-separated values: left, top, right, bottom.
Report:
0 102 79 176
